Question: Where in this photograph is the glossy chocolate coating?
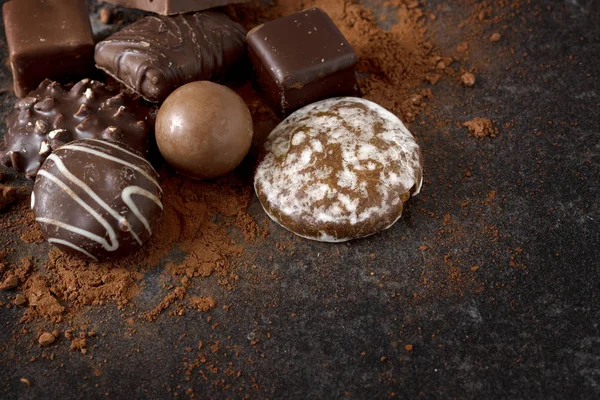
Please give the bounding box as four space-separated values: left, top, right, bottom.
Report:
1 79 155 178
3 0 95 98
247 8 358 116
94 11 247 103
32 139 163 261
155 81 253 180
103 0 249 15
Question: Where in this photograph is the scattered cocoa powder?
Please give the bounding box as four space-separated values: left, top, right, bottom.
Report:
189 296 217 312
0 0 509 379
463 118 498 138
38 332 56 347
13 293 26 306
0 274 18 290
0 183 17 211
69 338 87 353
461 71 476 86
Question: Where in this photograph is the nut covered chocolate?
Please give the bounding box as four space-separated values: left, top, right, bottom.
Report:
94 11 247 103
32 139 163 261
254 97 423 242
2 79 155 178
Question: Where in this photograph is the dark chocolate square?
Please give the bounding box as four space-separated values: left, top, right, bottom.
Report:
3 0 95 98
247 8 358 116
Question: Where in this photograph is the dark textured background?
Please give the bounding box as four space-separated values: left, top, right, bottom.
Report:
0 0 598 399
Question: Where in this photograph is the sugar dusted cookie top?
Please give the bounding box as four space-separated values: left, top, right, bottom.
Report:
254 97 423 242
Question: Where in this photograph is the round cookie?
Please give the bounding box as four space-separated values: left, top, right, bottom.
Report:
254 97 423 242
155 81 253 180
32 139 163 261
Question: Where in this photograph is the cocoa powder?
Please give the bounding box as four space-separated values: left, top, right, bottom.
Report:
1 0 445 343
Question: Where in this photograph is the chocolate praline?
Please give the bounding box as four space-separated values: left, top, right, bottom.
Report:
32 139 163 261
155 81 253 180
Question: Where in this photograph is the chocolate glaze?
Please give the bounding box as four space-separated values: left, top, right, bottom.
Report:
32 139 163 261
94 11 247 103
247 8 358 116
103 0 249 15
1 79 155 178
2 0 95 98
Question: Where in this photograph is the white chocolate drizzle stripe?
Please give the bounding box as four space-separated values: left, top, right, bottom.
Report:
86 139 155 171
37 171 119 251
63 145 161 190
122 186 163 234
48 238 99 262
47 154 143 246
37 217 116 251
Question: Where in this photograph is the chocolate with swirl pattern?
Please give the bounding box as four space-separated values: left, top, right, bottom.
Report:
94 11 247 103
32 139 163 261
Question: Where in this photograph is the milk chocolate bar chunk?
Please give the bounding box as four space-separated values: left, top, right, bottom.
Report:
103 0 249 15
2 0 95 98
247 8 358 116
2 79 155 178
95 12 247 103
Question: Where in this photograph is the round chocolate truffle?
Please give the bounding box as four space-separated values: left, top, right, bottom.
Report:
32 139 163 261
254 97 423 243
155 81 253 179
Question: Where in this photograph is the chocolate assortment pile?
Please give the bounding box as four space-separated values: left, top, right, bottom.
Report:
0 0 423 260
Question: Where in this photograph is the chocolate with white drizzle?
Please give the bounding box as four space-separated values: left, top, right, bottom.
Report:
254 97 423 243
32 139 163 261
2 78 155 178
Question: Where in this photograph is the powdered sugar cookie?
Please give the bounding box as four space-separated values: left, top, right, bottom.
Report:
254 97 423 242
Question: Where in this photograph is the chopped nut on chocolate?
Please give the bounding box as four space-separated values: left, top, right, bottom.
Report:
2 78 155 178
490 33 502 42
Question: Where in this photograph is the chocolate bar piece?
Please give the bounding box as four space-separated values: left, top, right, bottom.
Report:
103 0 249 15
2 0 95 98
247 8 358 116
94 11 247 103
2 79 155 178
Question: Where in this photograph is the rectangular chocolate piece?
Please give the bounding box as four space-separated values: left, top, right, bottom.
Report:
94 11 247 103
247 8 358 116
3 0 95 98
103 0 249 15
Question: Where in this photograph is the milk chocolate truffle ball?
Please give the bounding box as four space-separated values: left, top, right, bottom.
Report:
155 81 253 179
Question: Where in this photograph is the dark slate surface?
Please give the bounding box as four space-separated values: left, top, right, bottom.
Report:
0 0 598 399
